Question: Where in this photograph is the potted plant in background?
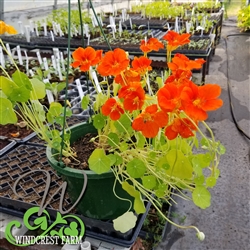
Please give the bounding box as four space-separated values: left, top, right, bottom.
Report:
0 11 225 243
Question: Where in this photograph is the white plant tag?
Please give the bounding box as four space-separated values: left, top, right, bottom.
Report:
29 69 34 77
75 79 84 100
35 24 39 37
43 23 47 36
129 18 133 29
51 55 57 72
24 25 30 42
16 45 23 65
50 31 55 42
46 90 54 104
60 52 65 71
186 21 192 33
175 17 179 33
53 48 60 60
24 50 29 73
0 46 5 68
90 68 101 93
43 57 51 79
56 58 63 81
6 43 13 64
119 21 122 37
36 51 43 66
44 79 54 104
29 20 34 32
18 21 24 34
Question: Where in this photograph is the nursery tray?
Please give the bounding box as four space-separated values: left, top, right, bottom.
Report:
0 144 150 247
0 139 17 157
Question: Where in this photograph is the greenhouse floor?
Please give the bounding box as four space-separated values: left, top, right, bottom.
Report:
0 12 250 250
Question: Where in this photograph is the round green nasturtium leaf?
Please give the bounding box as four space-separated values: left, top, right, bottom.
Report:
0 76 18 96
81 95 90 110
194 175 205 185
155 184 168 198
166 149 193 179
113 153 123 165
114 114 132 133
126 159 146 178
120 141 128 152
192 186 211 209
93 114 105 129
107 154 117 166
88 149 111 174
108 132 119 147
156 155 170 170
12 70 32 90
0 98 17 125
142 175 157 190
30 78 46 100
206 176 217 188
113 212 137 233
48 102 62 117
9 86 30 102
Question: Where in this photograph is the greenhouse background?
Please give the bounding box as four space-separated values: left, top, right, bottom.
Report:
0 0 249 250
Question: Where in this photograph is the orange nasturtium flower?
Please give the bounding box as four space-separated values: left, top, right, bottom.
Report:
71 47 102 72
140 37 164 53
157 83 183 112
131 56 152 76
165 117 197 140
181 82 223 121
162 30 191 52
97 48 130 76
118 82 145 112
168 53 206 72
101 98 124 120
0 21 17 35
114 69 140 86
165 69 193 88
132 104 168 138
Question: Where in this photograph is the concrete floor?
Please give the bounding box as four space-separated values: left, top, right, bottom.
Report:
156 18 250 250
1 5 250 250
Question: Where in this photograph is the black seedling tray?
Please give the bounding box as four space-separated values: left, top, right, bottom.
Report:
0 139 17 157
0 144 150 247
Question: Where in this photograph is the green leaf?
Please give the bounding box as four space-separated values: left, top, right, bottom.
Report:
113 153 123 165
157 155 171 171
107 132 119 147
121 182 146 214
48 102 62 117
0 98 17 125
166 149 193 179
192 186 211 209
0 76 18 96
194 175 205 185
113 212 137 233
30 78 46 100
93 114 105 129
120 141 128 151
114 114 132 133
56 82 66 92
142 175 156 190
12 70 32 90
9 86 30 102
137 132 146 148
206 177 217 188
81 95 90 110
107 154 117 166
214 169 220 179
155 184 168 198
127 159 146 178
218 143 226 155
88 149 111 174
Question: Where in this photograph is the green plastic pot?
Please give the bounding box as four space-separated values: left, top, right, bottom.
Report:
46 122 132 220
